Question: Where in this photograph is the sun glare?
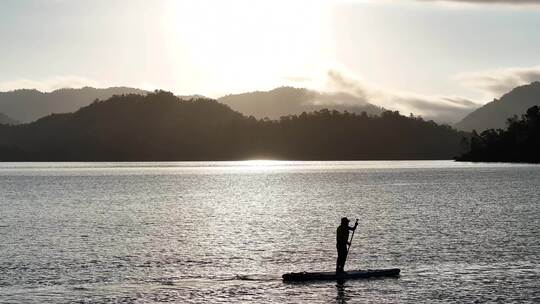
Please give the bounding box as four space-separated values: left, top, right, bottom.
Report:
164 0 332 96
243 160 279 166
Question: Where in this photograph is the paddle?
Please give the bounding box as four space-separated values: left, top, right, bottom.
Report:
344 218 359 267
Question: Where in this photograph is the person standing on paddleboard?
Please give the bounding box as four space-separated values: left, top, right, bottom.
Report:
336 217 358 273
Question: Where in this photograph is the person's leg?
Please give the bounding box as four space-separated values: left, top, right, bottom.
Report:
336 246 347 273
336 247 342 273
336 248 341 273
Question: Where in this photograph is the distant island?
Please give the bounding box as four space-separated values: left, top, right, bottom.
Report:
0 91 467 161
457 105 540 163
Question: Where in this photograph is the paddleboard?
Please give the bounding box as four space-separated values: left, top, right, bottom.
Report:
282 268 400 282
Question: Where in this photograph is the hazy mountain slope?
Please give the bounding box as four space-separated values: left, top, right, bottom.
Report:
218 86 384 119
0 112 19 125
455 82 540 132
0 87 147 123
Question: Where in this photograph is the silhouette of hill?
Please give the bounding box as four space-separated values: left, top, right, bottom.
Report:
218 86 385 119
0 91 467 161
0 112 19 125
457 105 540 163
0 87 147 123
455 82 540 132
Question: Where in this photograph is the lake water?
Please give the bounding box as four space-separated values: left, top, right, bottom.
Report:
1 161 539 303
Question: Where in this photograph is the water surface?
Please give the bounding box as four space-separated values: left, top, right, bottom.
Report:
1 161 539 303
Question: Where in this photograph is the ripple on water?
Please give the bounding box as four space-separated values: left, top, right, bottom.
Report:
1 161 539 303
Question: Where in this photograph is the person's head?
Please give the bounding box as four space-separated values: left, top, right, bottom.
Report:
341 217 349 226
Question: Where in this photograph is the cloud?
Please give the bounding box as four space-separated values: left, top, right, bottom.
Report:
393 95 477 123
322 69 479 123
456 66 540 98
0 76 101 92
308 91 371 107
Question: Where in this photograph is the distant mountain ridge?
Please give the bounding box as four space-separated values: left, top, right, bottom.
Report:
455 82 540 132
218 86 385 119
0 86 147 123
2 85 386 123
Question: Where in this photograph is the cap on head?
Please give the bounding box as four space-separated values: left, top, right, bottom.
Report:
341 217 349 224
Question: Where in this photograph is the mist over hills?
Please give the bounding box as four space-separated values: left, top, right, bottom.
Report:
0 87 147 123
0 91 466 161
218 87 385 119
455 82 540 132
0 112 19 125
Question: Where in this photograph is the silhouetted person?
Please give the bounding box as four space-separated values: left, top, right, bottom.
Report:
336 217 357 274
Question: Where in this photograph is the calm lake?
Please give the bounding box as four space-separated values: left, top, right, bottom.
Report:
1 161 539 303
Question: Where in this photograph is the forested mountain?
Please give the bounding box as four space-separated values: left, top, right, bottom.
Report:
457 105 540 163
0 91 467 161
0 113 19 125
455 82 540 132
218 86 384 119
0 87 147 123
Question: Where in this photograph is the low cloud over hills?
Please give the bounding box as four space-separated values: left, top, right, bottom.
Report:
321 70 479 124
457 66 540 99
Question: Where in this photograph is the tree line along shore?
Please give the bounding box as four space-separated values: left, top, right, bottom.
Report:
0 90 537 162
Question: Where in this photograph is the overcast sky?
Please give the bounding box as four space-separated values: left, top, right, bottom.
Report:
1 0 539 121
